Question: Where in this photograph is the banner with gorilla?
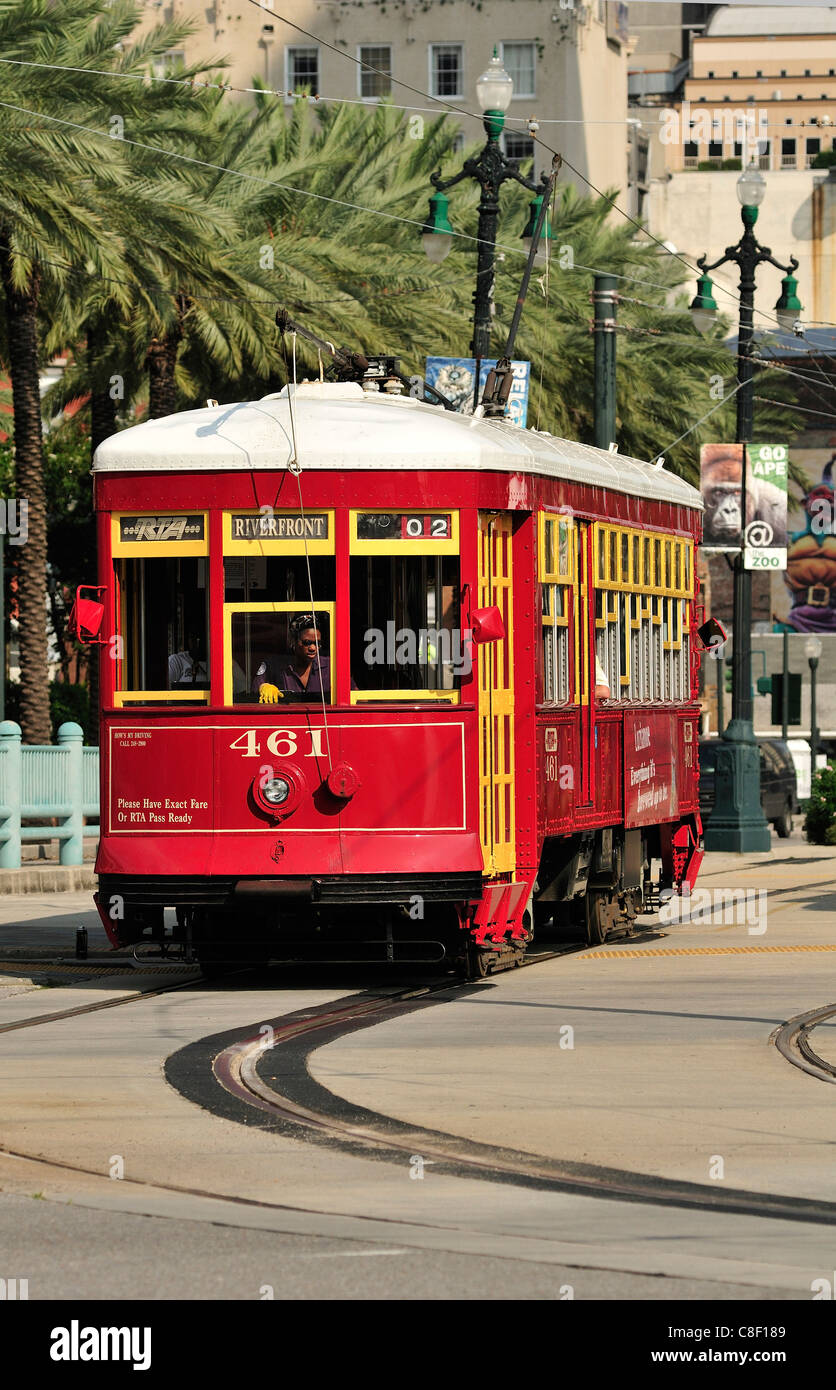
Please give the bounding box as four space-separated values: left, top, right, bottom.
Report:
700 442 788 557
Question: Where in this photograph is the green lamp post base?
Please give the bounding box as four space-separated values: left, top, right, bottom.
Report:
702 721 771 853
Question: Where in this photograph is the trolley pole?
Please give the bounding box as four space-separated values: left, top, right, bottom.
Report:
592 274 618 451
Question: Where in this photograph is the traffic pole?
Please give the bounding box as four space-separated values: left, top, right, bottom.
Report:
592 274 618 451
781 629 789 742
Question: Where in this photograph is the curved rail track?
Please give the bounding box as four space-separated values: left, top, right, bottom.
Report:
4 948 836 1229
772 1003 836 1086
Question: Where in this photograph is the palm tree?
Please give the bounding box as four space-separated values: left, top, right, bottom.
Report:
0 0 224 737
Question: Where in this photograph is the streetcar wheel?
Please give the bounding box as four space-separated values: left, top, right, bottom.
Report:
775 800 793 839
585 892 608 947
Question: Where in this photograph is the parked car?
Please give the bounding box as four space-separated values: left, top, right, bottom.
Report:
699 737 798 837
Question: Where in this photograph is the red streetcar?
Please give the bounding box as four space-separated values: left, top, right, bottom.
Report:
82 363 707 975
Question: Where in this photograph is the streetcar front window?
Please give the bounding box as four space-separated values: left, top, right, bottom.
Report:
227 606 334 705
350 555 461 697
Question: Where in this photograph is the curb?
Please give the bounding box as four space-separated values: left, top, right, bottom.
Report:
0 867 96 894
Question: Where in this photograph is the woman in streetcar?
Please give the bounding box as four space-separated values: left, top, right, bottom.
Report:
255 612 330 703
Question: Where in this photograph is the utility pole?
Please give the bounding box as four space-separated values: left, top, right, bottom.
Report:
691 164 800 852
592 274 618 450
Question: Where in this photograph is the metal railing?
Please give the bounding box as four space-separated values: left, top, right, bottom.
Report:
0 721 99 869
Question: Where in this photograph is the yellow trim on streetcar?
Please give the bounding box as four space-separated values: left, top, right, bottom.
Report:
349 509 459 555
222 600 336 705
222 510 335 556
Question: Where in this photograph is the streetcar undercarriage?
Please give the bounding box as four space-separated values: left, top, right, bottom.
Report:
95 818 698 978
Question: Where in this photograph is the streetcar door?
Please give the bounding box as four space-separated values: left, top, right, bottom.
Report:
577 521 594 807
477 512 515 876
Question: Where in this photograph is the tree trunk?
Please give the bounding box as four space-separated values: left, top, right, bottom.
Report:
146 295 187 420
88 316 117 458
0 235 51 743
84 316 109 745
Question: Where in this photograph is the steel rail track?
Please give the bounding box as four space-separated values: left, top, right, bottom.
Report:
3 941 836 1228
771 1003 836 1085
202 976 836 1228
0 944 574 1036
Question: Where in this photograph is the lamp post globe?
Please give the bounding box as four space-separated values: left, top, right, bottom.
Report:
805 636 822 665
475 50 513 115
736 162 766 209
521 193 552 267
421 190 454 264
690 272 718 333
775 273 803 334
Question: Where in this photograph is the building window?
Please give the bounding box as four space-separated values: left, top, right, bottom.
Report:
430 44 463 98
807 137 821 166
732 70 738 78
152 50 185 77
756 69 763 78
286 46 318 93
501 41 536 99
781 137 797 168
805 68 812 77
708 141 723 158
830 69 835 77
781 69 787 77
707 69 714 78
358 45 392 98
503 131 535 162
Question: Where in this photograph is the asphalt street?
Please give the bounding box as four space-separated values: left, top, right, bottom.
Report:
0 831 834 1304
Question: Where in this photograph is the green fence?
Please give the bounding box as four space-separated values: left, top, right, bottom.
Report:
0 721 99 869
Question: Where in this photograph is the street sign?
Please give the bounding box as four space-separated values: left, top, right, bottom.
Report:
743 546 787 570
425 357 530 426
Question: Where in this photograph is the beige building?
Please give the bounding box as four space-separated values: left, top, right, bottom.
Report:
649 165 836 329
137 0 633 197
661 5 836 173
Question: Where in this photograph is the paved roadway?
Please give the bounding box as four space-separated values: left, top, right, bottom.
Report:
0 831 835 1302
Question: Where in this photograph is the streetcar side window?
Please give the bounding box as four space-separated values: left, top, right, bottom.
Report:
539 514 573 705
114 557 209 705
594 526 693 703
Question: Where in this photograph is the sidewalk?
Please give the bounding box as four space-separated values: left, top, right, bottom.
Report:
0 835 97 895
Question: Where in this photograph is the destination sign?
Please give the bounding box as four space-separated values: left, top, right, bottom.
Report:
357 513 452 541
119 514 205 544
230 513 329 540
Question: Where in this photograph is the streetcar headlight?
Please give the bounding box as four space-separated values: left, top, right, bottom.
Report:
262 777 290 806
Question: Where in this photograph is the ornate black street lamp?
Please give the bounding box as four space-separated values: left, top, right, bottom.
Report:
421 50 550 403
691 163 802 852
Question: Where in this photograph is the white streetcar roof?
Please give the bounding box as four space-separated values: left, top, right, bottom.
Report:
93 382 702 510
